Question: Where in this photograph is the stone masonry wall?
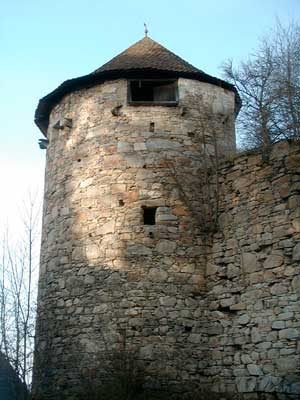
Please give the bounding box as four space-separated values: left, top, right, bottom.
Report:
33 75 300 399
205 141 300 399
33 78 236 398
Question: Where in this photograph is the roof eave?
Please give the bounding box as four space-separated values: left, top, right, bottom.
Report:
35 68 240 136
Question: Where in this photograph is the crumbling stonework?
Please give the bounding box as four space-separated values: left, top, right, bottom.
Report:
33 38 300 400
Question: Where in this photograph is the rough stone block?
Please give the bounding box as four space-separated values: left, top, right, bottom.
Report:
292 243 300 261
237 314 250 325
242 253 259 273
96 220 115 235
134 142 147 151
270 283 288 295
276 356 298 372
258 375 281 392
159 296 177 307
126 244 152 256
247 364 263 376
236 377 257 392
263 254 283 269
272 321 285 330
292 275 300 295
155 240 176 254
279 328 299 340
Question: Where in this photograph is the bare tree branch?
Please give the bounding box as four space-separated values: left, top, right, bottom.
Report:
222 20 300 149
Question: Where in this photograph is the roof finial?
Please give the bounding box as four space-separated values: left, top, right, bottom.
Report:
144 23 148 37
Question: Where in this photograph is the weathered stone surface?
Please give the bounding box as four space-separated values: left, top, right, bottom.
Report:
134 142 147 151
272 321 285 330
139 344 154 360
251 328 263 343
242 253 259 273
155 240 176 254
241 354 252 364
247 364 263 376
159 296 177 307
279 328 299 340
236 377 257 392
34 64 300 400
148 268 168 282
126 244 152 256
259 376 281 392
85 244 99 259
276 357 298 372
156 214 178 222
237 314 250 325
292 275 300 295
270 283 288 295
96 220 115 235
263 254 283 269
292 243 300 261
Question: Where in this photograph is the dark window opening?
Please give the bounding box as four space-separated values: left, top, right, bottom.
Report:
143 207 157 225
129 80 178 104
149 122 155 132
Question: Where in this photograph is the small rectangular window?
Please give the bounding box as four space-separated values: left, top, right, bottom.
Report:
143 207 157 225
128 80 178 105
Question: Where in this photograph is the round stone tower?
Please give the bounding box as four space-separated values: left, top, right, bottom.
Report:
33 37 239 398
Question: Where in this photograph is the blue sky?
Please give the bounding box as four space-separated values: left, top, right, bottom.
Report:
1 0 299 227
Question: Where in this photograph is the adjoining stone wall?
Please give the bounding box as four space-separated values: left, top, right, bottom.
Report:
33 78 236 398
205 141 300 398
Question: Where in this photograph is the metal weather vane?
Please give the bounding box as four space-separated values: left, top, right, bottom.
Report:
144 23 148 37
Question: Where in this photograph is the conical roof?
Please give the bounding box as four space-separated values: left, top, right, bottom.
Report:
93 37 201 75
35 37 239 135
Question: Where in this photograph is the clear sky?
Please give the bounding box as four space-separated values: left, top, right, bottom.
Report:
1 0 299 229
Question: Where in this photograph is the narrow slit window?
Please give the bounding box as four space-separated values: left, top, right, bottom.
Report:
143 207 157 225
129 80 178 104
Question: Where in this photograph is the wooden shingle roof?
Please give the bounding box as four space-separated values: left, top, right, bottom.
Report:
35 37 240 135
93 37 201 75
